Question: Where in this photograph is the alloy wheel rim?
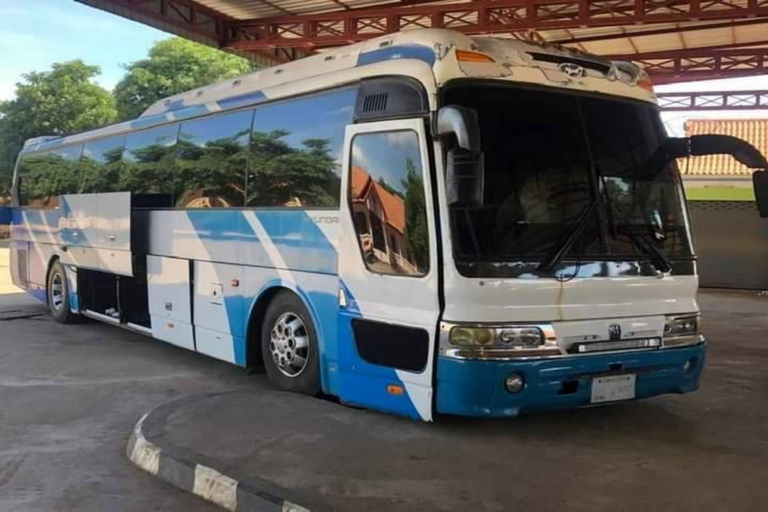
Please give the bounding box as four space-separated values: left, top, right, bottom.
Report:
270 312 309 378
50 271 64 312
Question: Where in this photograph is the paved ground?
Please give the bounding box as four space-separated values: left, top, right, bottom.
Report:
0 240 40 313
0 248 251 511
0 243 766 510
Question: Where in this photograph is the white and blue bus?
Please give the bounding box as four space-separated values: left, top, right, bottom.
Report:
9 29 768 420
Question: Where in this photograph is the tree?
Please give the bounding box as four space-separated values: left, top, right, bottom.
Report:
0 61 117 196
402 159 429 272
114 38 255 121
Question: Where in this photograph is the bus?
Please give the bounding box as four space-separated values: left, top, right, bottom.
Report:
9 29 768 421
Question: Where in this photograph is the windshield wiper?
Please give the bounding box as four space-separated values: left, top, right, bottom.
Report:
538 200 597 272
617 223 673 274
599 175 672 274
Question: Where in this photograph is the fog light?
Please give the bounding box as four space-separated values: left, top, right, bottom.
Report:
505 372 525 393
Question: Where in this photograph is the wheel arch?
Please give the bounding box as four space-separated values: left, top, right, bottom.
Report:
245 281 325 371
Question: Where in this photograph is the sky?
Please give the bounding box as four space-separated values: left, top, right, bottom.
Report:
0 0 766 134
0 0 168 101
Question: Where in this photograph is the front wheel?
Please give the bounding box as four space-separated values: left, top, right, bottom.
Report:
47 260 76 324
261 291 320 396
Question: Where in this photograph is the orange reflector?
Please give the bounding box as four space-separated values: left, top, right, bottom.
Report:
637 77 654 92
387 384 404 396
230 278 240 287
456 49 495 63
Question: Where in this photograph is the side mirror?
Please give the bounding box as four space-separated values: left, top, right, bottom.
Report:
435 105 481 152
753 171 768 218
446 149 484 207
659 135 768 218
436 105 485 207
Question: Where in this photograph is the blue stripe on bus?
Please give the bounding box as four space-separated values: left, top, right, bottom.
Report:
357 44 437 68
255 211 337 275
130 116 165 130
169 105 211 120
217 91 267 110
163 98 188 112
335 282 422 420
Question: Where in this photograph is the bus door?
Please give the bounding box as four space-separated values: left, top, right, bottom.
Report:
337 119 440 421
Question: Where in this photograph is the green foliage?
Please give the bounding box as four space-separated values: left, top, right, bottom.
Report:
402 159 429 272
79 143 124 194
247 131 340 207
174 128 250 207
114 38 255 121
685 186 754 202
0 60 117 196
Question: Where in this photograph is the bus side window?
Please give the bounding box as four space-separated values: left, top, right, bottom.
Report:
80 136 125 194
18 144 83 208
175 109 254 208
122 124 179 203
246 87 357 208
348 131 429 277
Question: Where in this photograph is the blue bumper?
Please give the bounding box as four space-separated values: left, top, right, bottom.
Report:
436 342 707 417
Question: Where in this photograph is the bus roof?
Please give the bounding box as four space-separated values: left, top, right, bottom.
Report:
22 29 654 155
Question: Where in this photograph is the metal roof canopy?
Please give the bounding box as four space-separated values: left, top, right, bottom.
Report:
77 0 768 84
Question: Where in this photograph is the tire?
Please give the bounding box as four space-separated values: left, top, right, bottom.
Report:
261 291 320 396
47 260 76 324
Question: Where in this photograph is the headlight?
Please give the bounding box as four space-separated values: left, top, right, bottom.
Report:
498 327 545 347
664 315 700 338
450 326 545 348
450 327 495 346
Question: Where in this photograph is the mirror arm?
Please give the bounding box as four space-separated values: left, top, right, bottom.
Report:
435 106 481 153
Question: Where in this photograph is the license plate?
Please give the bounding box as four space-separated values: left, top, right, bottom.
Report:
590 374 636 404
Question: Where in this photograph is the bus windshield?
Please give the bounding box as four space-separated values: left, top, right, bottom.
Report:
443 83 692 277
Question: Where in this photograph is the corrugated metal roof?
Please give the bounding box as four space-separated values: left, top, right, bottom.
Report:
141 1 768 69
682 119 768 176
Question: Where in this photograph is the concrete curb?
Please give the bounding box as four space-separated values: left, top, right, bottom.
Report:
127 396 312 512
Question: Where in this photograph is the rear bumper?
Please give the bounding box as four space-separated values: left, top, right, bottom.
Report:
435 342 706 417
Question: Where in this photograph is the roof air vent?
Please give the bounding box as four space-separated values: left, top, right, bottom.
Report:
362 92 389 113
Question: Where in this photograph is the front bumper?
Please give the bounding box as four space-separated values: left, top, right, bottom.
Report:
435 342 706 417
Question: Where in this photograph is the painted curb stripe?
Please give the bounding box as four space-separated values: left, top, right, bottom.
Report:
126 399 313 512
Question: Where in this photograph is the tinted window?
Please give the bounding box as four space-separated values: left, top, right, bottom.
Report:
175 110 253 208
444 85 692 274
122 124 179 197
349 131 429 276
80 136 125 194
18 144 83 207
247 88 356 208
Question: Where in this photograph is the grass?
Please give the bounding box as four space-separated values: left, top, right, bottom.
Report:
685 187 755 201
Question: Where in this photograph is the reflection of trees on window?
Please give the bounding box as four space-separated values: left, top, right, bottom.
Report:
18 144 83 207
349 131 429 276
175 110 253 208
80 136 125 194
402 159 429 272
246 88 355 208
247 130 340 207
121 124 179 197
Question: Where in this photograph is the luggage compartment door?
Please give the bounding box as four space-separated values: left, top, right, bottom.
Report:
147 255 194 350
59 192 133 276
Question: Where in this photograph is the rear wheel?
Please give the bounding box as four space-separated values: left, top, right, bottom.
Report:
47 260 76 324
261 291 320 396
